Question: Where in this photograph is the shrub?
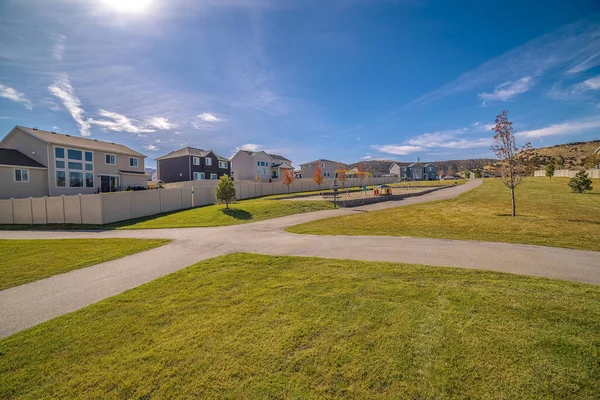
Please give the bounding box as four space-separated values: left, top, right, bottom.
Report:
545 163 555 179
215 175 236 208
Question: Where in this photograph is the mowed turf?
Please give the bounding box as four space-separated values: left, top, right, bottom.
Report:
288 177 600 251
0 239 170 290
1 253 599 399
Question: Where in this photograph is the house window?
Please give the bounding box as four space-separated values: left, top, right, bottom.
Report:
69 171 83 187
85 173 94 188
205 157 212 166
55 147 65 159
129 157 138 168
56 171 66 187
210 173 218 180
85 164 93 171
193 157 200 166
14 169 29 182
105 154 116 165
85 151 93 162
56 160 65 169
68 162 83 170
219 161 228 169
68 149 82 160
193 172 205 180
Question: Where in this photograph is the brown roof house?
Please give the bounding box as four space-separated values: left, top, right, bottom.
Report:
0 126 148 199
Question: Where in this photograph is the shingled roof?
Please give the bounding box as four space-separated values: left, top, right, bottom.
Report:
0 148 47 168
15 126 145 157
156 147 229 161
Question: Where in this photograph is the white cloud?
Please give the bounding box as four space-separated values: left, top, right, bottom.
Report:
362 154 373 160
236 143 262 152
88 109 156 134
144 144 158 151
198 112 222 122
52 34 66 61
48 74 90 136
371 145 423 155
191 121 217 131
519 119 600 138
478 76 533 102
146 116 174 130
372 128 491 156
0 83 32 110
547 75 600 100
580 76 600 90
471 121 480 127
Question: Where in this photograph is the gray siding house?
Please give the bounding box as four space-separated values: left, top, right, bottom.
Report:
156 147 231 183
392 162 437 180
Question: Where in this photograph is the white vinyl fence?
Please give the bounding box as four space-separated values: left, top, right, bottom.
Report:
533 169 600 179
0 177 396 225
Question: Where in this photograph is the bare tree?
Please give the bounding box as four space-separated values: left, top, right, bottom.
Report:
490 110 532 217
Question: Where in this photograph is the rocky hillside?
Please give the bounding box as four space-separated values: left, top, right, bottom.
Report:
520 140 600 169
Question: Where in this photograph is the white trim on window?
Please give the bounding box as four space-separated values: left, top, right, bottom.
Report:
218 160 228 169
54 145 94 188
205 157 212 166
129 157 139 168
105 154 116 165
210 173 218 180
193 157 200 166
14 168 29 183
193 172 205 180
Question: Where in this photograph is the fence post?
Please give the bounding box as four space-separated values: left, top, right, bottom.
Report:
79 194 83 224
29 197 33 225
129 191 134 219
62 195 66 224
159 189 163 213
10 198 14 224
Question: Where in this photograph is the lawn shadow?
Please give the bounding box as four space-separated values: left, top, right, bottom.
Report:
221 208 253 220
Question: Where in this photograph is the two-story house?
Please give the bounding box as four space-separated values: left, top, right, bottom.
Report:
156 147 231 183
230 150 293 181
0 126 147 199
300 159 345 179
390 161 437 181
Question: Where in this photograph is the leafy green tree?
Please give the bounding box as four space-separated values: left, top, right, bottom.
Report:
464 170 471 179
568 170 593 193
215 175 236 209
474 169 482 178
545 163 555 179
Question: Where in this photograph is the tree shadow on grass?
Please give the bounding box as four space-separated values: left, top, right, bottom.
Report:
220 208 253 220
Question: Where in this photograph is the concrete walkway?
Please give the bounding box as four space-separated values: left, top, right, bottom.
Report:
1 179 599 338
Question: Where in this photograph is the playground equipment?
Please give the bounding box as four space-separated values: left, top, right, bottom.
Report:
374 184 392 196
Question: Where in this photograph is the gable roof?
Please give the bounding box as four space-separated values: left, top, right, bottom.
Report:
156 147 229 162
299 159 343 166
13 126 145 157
0 148 47 168
237 150 290 162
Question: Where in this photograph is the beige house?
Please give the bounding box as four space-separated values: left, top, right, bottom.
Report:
0 126 147 199
231 150 293 181
300 159 344 179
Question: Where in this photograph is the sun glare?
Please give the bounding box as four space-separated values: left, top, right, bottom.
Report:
102 0 152 13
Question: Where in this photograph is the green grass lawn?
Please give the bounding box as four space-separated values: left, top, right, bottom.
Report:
390 179 468 187
0 197 334 230
1 253 598 399
0 239 170 290
288 177 600 252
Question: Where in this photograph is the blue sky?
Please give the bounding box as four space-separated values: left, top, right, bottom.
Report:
0 0 599 168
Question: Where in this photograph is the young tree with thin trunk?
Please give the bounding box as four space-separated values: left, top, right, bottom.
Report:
215 175 236 209
313 165 324 189
282 168 294 193
357 162 368 186
545 163 555 179
336 164 347 188
490 110 532 217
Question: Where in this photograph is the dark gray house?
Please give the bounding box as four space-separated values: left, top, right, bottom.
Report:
156 147 231 183
393 161 438 180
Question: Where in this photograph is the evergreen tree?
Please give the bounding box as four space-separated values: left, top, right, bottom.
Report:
545 163 555 179
568 170 593 193
215 175 236 209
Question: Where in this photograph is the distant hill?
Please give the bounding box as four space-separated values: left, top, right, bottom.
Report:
347 158 496 176
520 140 600 169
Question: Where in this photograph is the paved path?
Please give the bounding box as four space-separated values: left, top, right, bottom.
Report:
1 180 599 338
